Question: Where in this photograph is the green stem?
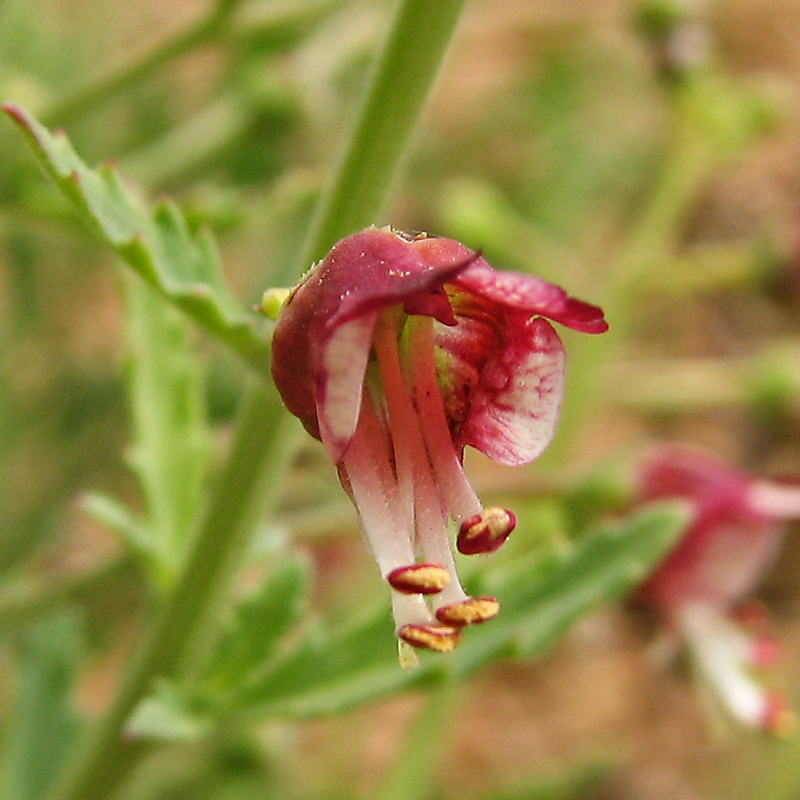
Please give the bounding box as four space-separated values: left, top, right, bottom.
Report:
541 80 720 467
298 0 468 267
44 1 468 798
45 384 297 800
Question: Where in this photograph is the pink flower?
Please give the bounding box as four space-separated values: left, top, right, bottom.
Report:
635 445 799 733
270 227 607 654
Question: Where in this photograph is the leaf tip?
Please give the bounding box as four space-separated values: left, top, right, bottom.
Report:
1 101 27 126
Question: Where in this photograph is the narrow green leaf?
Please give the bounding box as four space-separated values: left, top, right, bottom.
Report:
81 492 152 560
475 760 612 800
1 103 270 375
203 553 311 692
235 608 436 718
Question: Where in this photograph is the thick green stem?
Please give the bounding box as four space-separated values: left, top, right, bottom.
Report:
45 384 296 800
44 1 468 799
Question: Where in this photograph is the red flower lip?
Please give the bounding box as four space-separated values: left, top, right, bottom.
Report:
271 227 606 461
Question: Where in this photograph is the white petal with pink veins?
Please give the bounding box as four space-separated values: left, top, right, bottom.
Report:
460 317 565 466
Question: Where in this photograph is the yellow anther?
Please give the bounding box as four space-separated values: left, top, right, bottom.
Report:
398 623 461 652
388 563 450 595
436 597 500 626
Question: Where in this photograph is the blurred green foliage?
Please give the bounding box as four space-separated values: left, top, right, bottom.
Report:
0 1 799 800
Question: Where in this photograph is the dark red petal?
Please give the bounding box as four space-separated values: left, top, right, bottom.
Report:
270 283 321 439
270 228 475 444
411 236 608 333
325 229 477 328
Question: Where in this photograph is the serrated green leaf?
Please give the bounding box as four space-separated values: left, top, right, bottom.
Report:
235 608 436 718
124 276 211 582
233 502 688 719
448 500 691 675
203 553 311 693
1 103 270 375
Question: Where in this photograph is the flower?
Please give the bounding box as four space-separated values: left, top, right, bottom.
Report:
269 227 607 656
635 444 799 734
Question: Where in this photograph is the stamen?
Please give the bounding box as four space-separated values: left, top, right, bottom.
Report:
732 603 780 666
748 480 800 519
679 604 774 729
374 310 476 613
732 600 768 630
407 316 483 522
750 634 780 668
457 507 517 555
436 596 500 626
373 313 416 525
372 308 505 635
391 590 436 628
398 623 462 652
387 563 450 595
340 396 416 576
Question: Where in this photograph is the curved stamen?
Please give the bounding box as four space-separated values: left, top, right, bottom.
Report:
340 395 416 577
763 693 796 736
375 312 491 621
748 480 800 520
391 591 437 630
407 316 483 523
679 604 776 730
373 312 416 527
436 596 500 626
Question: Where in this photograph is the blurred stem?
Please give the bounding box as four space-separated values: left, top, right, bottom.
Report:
375 683 457 800
44 2 468 799
0 556 132 628
543 78 723 466
605 85 720 324
40 0 247 127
